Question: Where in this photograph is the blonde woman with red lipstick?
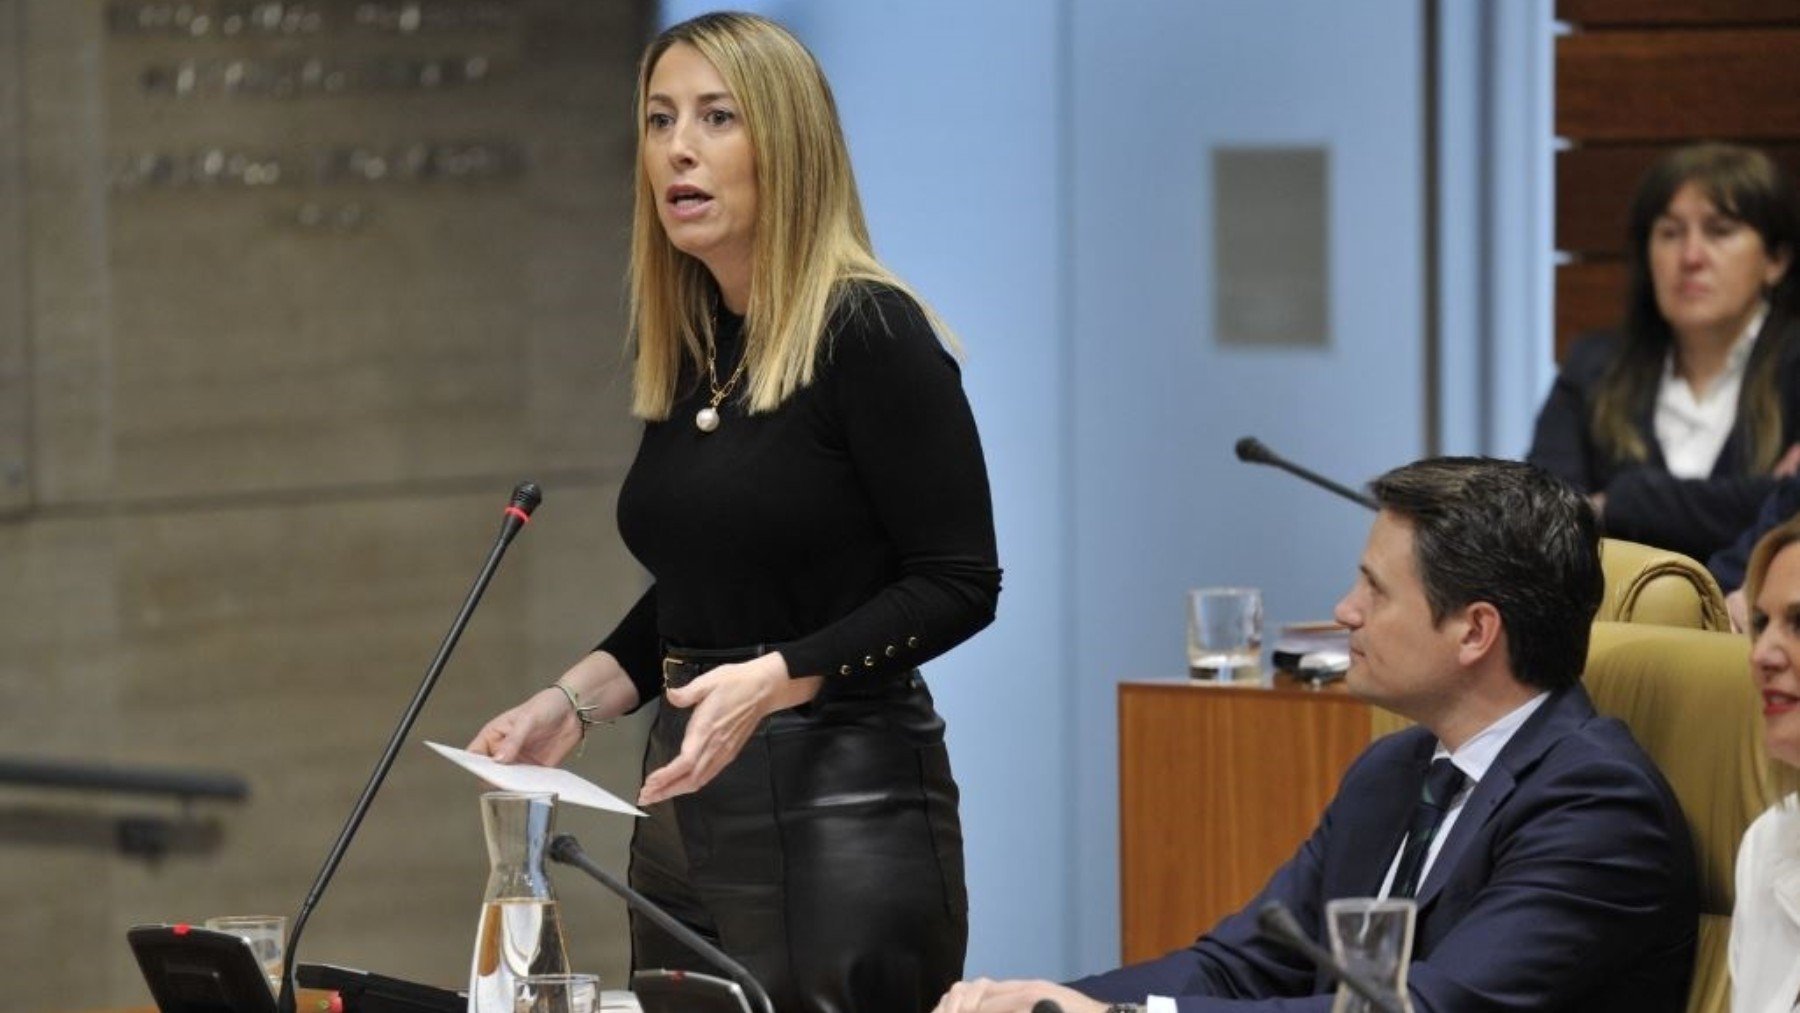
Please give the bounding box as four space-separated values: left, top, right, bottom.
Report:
1737 517 1800 1011
1529 144 1800 565
467 11 1000 1013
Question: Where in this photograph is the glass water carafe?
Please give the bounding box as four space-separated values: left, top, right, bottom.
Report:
467 791 571 1013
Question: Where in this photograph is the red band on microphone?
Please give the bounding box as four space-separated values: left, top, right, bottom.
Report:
504 506 531 525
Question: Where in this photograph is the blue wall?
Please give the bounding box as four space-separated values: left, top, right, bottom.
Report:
661 0 1551 983
1065 0 1431 968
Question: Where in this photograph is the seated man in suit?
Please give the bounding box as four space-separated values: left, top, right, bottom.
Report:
934 457 1699 1013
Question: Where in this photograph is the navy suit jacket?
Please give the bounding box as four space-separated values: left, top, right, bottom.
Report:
1708 475 1800 591
1073 685 1698 1012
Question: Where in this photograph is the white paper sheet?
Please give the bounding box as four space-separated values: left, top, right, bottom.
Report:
425 741 646 817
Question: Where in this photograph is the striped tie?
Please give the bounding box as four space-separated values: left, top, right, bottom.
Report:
1391 758 1468 899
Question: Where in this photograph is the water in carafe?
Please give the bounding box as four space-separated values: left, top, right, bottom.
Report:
467 791 570 1012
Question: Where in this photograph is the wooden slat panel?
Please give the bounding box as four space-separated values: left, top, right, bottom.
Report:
1558 30 1800 141
1119 681 1370 964
1556 259 1629 360
1557 143 1800 256
1558 0 1800 28
1559 146 1663 257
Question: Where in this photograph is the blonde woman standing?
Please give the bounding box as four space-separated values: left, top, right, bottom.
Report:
470 12 1001 1012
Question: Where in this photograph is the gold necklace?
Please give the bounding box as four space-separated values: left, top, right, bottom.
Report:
695 342 749 433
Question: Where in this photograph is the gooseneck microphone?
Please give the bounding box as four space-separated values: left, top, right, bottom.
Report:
1233 437 1378 511
1255 901 1407 1013
275 482 543 1013
548 833 777 1013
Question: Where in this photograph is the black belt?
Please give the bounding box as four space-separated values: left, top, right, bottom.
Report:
661 644 769 689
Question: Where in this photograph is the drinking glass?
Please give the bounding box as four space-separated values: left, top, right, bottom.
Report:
514 972 600 1013
1325 897 1415 1013
1186 587 1263 682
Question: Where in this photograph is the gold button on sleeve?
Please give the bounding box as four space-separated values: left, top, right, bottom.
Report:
839 664 852 676
863 655 876 667
906 636 919 648
884 645 897 657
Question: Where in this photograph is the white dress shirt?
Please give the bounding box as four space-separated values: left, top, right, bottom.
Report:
1730 796 1800 1012
1655 307 1765 479
1147 692 1551 1013
1374 692 1550 898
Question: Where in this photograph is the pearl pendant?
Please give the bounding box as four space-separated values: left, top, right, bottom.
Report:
695 406 720 433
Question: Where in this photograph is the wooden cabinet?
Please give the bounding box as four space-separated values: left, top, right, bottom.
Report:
1117 679 1373 963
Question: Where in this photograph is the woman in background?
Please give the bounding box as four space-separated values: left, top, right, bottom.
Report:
1738 515 1800 1011
469 12 1001 1012
1528 143 1800 564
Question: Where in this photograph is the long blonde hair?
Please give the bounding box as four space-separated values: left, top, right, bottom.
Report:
628 11 955 420
1743 515 1800 801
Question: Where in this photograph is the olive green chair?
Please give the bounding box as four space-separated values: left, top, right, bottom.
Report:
1579 621 1773 1013
1594 538 1731 632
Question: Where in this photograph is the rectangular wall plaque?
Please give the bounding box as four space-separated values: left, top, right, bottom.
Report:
1213 145 1330 348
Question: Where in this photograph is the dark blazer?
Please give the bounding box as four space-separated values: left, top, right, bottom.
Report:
1071 685 1698 1012
1707 475 1800 592
1525 320 1800 564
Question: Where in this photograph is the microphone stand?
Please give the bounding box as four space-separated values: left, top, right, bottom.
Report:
1234 436 1378 511
275 482 542 1013
549 833 777 1013
1256 901 1407 1013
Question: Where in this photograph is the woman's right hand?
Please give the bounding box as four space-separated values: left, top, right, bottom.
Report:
466 687 583 766
467 651 640 766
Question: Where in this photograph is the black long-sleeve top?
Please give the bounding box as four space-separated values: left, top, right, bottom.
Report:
1526 325 1800 564
598 282 1002 707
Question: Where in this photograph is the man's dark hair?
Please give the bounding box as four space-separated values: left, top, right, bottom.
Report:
1369 457 1603 691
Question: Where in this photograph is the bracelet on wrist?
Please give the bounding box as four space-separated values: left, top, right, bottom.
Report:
549 682 605 755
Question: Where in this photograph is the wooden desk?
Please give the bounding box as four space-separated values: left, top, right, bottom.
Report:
1118 678 1373 963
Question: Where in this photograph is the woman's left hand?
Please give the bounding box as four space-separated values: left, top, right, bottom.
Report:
639 653 822 805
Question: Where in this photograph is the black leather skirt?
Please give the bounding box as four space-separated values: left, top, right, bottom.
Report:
627 646 967 1013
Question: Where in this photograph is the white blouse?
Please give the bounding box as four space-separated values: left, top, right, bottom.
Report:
1656 308 1765 479
1731 798 1800 1013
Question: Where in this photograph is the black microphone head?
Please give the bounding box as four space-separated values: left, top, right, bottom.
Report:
1234 436 1273 464
1030 1001 1065 1013
548 833 580 864
510 481 543 517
